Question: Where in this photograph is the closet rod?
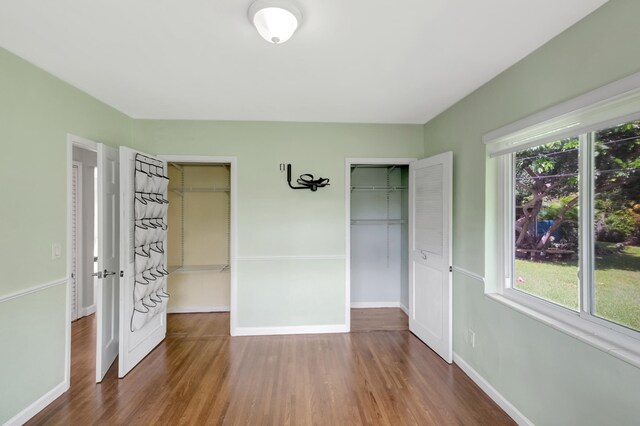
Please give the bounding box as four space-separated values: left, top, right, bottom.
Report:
351 185 407 191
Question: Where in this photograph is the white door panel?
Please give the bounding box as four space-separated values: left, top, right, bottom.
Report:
409 152 452 363
413 262 443 339
96 143 120 382
118 146 168 378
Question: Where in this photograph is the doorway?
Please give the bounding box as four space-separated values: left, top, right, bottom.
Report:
158 155 237 342
166 162 231 320
71 148 97 321
68 138 100 387
346 158 415 332
346 154 454 363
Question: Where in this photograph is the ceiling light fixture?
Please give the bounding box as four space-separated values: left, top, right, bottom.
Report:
248 0 302 44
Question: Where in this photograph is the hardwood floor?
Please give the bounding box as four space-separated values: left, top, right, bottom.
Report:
351 308 409 332
28 312 514 425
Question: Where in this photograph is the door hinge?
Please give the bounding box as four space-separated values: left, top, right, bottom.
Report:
120 271 124 278
449 266 453 273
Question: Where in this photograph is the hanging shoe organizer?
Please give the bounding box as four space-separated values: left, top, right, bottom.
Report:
131 154 170 332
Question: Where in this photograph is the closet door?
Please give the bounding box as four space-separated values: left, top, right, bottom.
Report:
408 152 453 363
118 147 169 378
96 143 120 382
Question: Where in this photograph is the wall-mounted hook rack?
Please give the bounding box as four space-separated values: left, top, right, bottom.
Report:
285 164 330 192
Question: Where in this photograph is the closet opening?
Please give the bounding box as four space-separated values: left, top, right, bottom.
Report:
348 161 412 332
166 162 232 336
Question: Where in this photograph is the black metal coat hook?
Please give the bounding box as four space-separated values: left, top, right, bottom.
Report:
286 164 330 192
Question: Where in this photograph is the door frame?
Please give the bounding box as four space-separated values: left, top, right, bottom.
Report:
158 155 239 336
65 134 98 388
71 161 83 321
344 157 416 331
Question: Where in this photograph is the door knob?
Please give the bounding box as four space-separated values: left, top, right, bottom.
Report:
103 269 117 277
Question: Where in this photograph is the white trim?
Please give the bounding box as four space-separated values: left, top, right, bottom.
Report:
453 353 533 426
71 161 83 322
167 306 230 313
452 266 485 284
483 71 640 144
345 157 418 165
68 133 98 152
157 155 238 337
4 380 68 426
345 161 351 332
351 301 402 308
237 255 345 261
0 277 67 304
234 324 349 336
345 157 417 336
400 303 409 315
79 304 96 317
158 154 237 164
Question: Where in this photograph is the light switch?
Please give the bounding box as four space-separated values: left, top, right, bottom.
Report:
52 243 61 260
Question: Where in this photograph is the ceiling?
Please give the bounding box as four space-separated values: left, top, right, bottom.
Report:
0 0 608 124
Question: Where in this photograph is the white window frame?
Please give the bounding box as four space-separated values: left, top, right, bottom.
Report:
485 72 640 368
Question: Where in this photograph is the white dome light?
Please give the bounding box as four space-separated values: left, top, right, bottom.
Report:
248 0 302 44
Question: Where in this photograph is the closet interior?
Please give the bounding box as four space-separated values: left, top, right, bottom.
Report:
350 164 409 315
167 163 230 315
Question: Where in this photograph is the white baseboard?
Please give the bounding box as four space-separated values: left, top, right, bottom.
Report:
233 324 348 336
400 303 409 315
453 353 533 426
351 301 402 308
79 304 95 317
4 379 68 426
167 306 230 314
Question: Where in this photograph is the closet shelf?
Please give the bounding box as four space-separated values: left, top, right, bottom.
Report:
351 219 407 225
168 264 229 274
351 185 407 192
169 186 230 197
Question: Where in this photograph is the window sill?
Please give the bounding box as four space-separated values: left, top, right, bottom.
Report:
486 292 640 369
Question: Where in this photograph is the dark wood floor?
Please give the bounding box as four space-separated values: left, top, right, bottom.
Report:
28 310 513 425
351 307 409 333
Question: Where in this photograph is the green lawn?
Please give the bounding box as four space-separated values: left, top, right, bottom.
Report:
514 244 640 332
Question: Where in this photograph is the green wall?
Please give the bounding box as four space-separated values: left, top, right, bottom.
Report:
422 0 640 424
0 47 423 422
132 120 424 327
0 47 131 423
5 0 640 423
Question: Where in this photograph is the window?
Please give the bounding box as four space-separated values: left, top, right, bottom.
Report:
591 123 640 332
484 73 640 361
513 137 580 310
510 122 640 336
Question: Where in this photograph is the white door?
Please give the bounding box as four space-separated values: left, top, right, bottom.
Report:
118 147 168 378
408 152 453 363
96 143 120 382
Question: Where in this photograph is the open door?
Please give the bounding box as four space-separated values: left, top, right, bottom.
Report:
408 151 453 363
118 146 169 378
96 143 120 382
